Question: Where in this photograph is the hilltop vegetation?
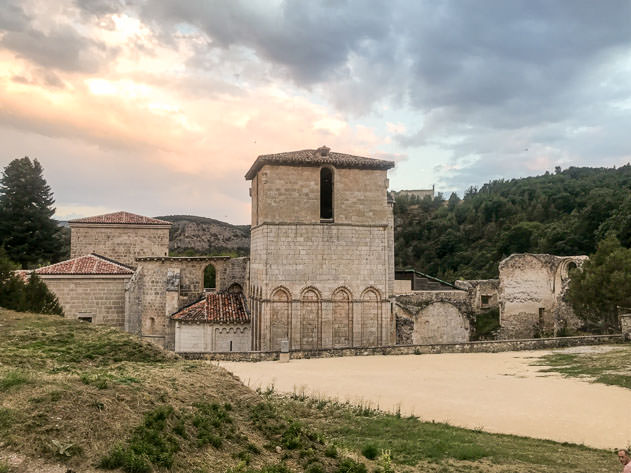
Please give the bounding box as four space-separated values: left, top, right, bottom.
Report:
394 165 631 280
0 309 619 472
156 215 250 257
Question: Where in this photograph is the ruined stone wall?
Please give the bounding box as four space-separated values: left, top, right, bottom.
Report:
174 322 250 352
498 254 587 339
70 224 170 267
43 276 129 328
394 291 471 344
455 279 500 313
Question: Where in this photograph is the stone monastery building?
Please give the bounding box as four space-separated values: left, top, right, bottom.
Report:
31 147 588 353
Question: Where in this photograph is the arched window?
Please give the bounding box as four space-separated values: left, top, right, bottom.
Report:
203 264 216 290
320 167 333 220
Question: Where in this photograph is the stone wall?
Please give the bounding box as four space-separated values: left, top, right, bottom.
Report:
181 334 626 361
394 290 471 344
249 164 394 352
133 256 249 349
174 322 250 352
70 224 170 267
249 224 394 351
620 314 631 340
455 279 499 313
253 165 391 225
124 268 142 334
43 275 130 328
498 254 587 339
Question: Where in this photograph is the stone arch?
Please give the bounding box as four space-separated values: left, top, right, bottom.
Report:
360 287 381 347
270 287 291 351
332 287 353 347
300 287 321 350
203 263 216 290
228 282 243 294
413 302 469 344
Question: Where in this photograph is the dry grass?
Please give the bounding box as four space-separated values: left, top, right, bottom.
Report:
0 308 621 473
536 346 631 389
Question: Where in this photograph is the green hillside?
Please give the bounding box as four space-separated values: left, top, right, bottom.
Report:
0 309 619 472
394 165 631 280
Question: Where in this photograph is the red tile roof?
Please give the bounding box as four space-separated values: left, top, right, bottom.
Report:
35 254 135 276
245 146 395 180
172 293 250 324
68 211 171 225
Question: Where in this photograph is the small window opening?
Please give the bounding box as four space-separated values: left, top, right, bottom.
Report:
229 340 233 352
78 316 93 323
204 264 216 290
320 167 333 220
480 295 490 307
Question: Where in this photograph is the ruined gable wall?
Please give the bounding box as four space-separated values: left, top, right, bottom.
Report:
43 276 129 328
70 224 170 266
498 254 587 338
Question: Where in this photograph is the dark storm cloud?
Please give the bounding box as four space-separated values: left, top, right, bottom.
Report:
138 0 394 84
1 24 117 73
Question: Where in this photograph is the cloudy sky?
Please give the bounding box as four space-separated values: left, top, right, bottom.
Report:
1 0 630 224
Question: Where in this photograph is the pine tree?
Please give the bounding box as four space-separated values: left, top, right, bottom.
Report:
0 157 62 268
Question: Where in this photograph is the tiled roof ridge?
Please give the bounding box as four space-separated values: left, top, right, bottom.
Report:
35 253 135 275
245 146 395 179
88 252 136 271
172 291 249 324
68 211 171 225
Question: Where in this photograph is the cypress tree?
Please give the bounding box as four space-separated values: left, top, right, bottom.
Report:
0 157 62 268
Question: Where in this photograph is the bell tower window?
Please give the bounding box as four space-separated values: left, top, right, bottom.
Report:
320 167 334 221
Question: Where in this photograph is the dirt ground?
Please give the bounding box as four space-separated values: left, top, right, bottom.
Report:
219 347 631 450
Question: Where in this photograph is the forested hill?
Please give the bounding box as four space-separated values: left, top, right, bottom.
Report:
394 165 631 281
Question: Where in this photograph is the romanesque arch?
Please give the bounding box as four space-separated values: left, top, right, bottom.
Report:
270 287 291 351
413 302 468 344
300 287 321 350
361 288 381 347
228 282 243 294
332 287 352 347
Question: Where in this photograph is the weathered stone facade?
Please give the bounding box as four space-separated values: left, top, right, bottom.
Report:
246 149 396 351
70 223 170 267
498 254 587 339
129 256 249 349
455 279 500 313
43 275 130 327
174 322 250 352
394 290 472 344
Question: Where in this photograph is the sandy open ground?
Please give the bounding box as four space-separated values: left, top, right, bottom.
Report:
219 347 631 449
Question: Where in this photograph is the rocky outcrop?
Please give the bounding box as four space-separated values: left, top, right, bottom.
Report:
156 215 250 256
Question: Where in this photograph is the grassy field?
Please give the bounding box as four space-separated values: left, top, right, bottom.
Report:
537 346 631 389
0 308 620 473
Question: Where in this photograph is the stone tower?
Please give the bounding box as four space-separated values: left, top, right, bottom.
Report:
245 146 396 351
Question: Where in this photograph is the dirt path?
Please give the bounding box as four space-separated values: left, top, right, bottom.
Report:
220 347 631 449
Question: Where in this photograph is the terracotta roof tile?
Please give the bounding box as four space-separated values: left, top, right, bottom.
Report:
35 254 135 276
245 146 395 180
172 293 250 324
68 211 171 225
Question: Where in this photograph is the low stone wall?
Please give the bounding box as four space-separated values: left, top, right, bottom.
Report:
179 333 626 362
